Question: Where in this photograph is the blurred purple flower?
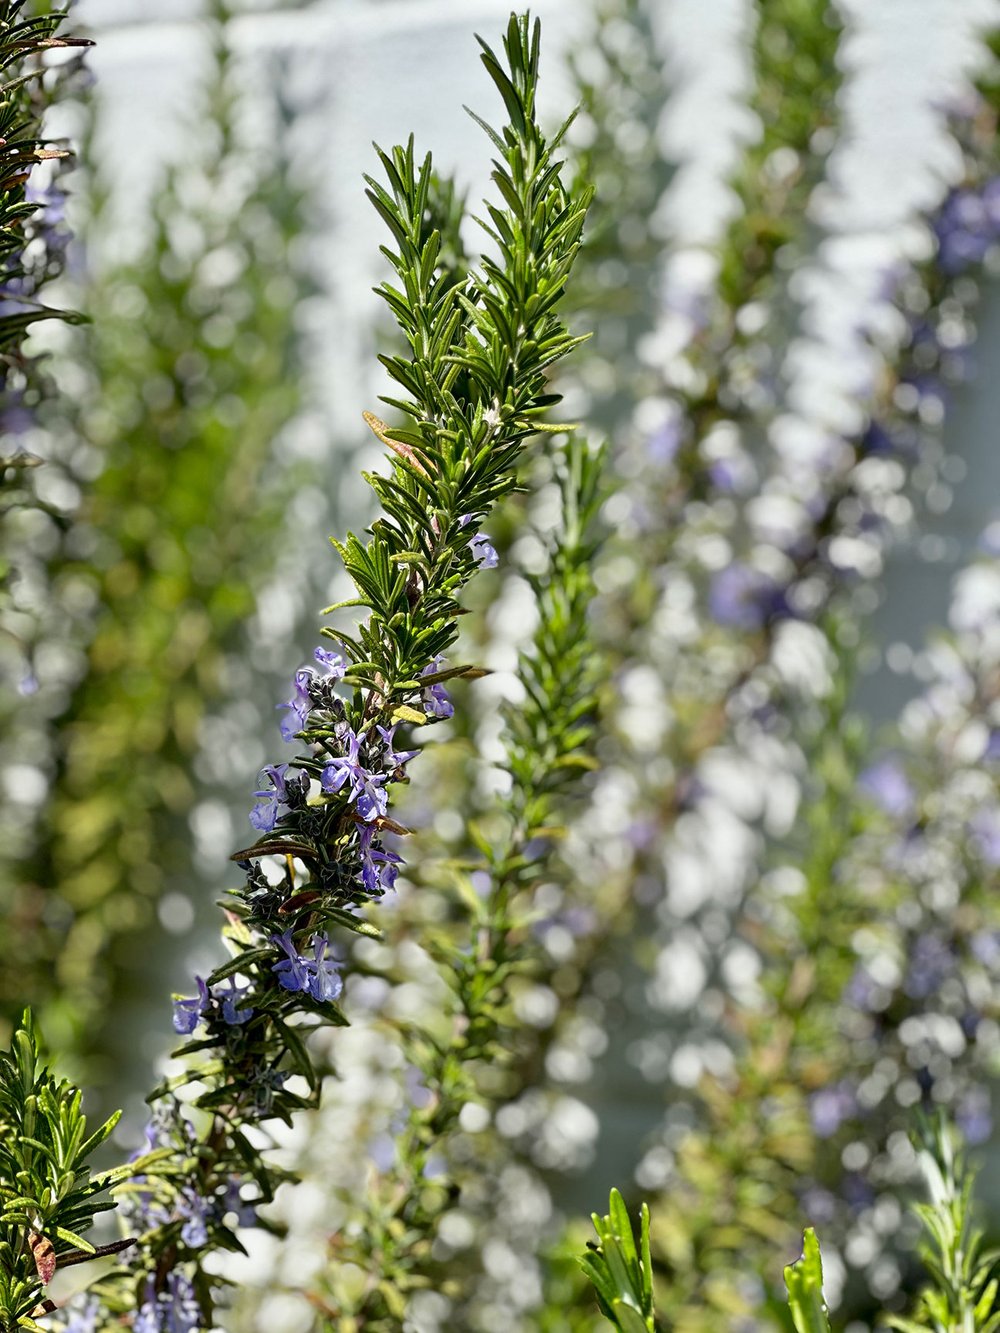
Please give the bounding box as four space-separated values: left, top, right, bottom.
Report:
215 978 253 1026
647 417 682 466
957 1089 992 1145
843 964 881 1013
368 1132 396 1172
971 929 1000 968
223 1177 258 1228
858 757 914 819
62 1297 101 1333
904 933 955 999
135 1272 201 1333
177 1187 212 1247
809 1081 856 1138
708 562 786 631
970 806 1000 866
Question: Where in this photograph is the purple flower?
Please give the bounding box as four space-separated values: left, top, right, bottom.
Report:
935 186 998 273
216 978 253 1025
469 532 498 568
421 657 454 719
376 723 418 771
314 645 347 675
460 513 499 569
276 647 347 740
250 762 291 832
359 824 403 894
271 930 342 1002
272 930 312 993
858 757 914 819
278 668 313 741
708 563 786 631
307 933 343 1002
135 1272 201 1333
172 977 210 1035
172 974 253 1033
321 726 388 821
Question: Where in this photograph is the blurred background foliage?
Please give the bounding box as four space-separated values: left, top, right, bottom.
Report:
0 0 319 1088
5 0 1000 1331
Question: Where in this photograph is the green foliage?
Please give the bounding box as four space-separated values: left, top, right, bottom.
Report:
581 1189 658 1333
343 17 592 704
785 1230 832 1333
0 1011 135 1333
884 1121 1000 1333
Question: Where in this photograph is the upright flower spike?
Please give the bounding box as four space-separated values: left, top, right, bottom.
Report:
90 16 593 1328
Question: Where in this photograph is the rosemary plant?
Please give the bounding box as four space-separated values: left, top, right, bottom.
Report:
312 432 605 1327
68 14 593 1329
0 1013 138 1333
884 1120 1000 1333
581 1190 658 1333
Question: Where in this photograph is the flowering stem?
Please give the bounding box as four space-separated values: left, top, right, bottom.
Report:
326 434 606 1324
87 13 592 1329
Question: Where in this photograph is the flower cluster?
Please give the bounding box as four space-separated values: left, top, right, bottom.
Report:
172 976 253 1034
